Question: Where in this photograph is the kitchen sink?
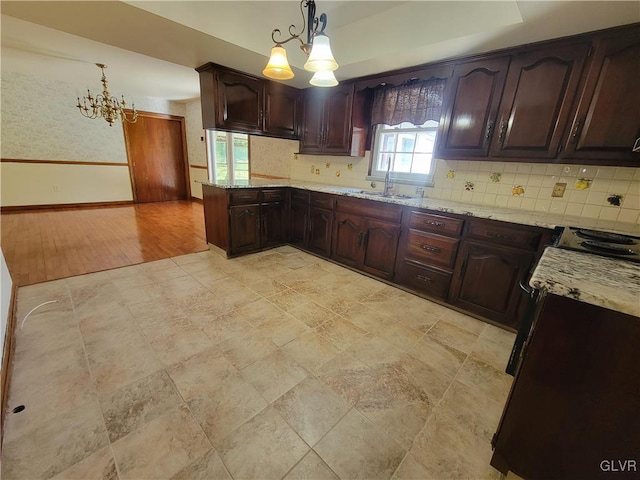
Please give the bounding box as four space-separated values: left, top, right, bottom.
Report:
355 190 418 200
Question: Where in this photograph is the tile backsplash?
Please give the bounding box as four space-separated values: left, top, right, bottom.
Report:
290 154 640 225
429 160 639 224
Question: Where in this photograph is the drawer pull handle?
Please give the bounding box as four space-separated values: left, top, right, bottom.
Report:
419 244 440 253
416 274 432 283
424 220 445 227
487 231 516 241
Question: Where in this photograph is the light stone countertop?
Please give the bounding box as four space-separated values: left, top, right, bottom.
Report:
202 180 640 236
530 247 640 317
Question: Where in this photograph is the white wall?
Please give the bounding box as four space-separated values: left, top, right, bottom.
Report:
0 70 195 207
0 249 12 373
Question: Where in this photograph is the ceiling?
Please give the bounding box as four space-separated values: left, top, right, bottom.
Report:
1 1 638 102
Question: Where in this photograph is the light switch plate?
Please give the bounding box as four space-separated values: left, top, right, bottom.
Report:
552 182 567 197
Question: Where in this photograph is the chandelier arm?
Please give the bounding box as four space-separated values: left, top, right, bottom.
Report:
271 28 305 47
317 12 327 34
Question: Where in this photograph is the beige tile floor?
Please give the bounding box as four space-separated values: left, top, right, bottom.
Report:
2 246 516 480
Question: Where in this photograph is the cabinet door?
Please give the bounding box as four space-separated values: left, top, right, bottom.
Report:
332 211 364 268
229 204 261 254
323 84 354 154
437 57 510 158
361 219 401 280
216 70 264 133
261 202 285 248
490 43 590 158
289 200 309 247
300 89 325 153
264 82 300 139
450 241 533 328
308 207 333 257
563 32 640 163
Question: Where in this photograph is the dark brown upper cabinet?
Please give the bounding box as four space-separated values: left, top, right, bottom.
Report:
561 30 640 164
489 43 590 159
264 82 300 139
436 57 510 158
300 83 366 156
196 63 299 139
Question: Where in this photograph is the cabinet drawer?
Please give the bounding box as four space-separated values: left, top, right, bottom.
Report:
229 189 260 205
396 261 451 300
409 211 464 236
262 189 285 203
407 230 459 268
291 189 310 203
467 220 543 251
335 197 403 223
310 193 336 210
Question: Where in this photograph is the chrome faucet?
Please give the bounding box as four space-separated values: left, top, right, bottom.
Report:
383 161 393 196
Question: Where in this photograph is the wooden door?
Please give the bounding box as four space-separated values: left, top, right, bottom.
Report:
216 69 264 133
308 207 333 256
450 241 533 328
490 43 590 159
332 211 364 268
124 112 189 203
300 89 325 153
563 32 640 163
229 204 260 254
436 56 510 158
361 219 401 279
264 82 300 139
323 83 354 154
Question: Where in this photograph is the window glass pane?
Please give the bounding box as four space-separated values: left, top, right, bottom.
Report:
381 133 396 152
415 132 436 152
232 134 249 181
397 133 416 153
411 154 432 174
395 153 412 173
215 133 228 183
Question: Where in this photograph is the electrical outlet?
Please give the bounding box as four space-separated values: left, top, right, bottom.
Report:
552 182 567 197
293 153 298 160
52 185 60 192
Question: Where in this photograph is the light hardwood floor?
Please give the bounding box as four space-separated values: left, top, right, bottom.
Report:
0 201 208 286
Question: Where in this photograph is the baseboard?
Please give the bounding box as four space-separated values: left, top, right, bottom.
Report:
0 282 18 452
0 200 135 213
190 196 204 204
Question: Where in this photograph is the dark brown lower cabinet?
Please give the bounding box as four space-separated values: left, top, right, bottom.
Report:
395 260 452 300
449 241 533 328
261 201 286 248
229 204 260 255
289 199 309 247
491 294 640 479
308 207 333 256
333 212 400 280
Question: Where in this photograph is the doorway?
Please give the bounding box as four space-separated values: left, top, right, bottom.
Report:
124 111 190 203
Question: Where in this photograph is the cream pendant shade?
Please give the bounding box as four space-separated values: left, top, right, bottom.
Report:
310 70 338 87
263 45 295 80
303 33 338 72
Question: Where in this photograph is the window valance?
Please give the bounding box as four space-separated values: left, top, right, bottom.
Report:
371 78 447 126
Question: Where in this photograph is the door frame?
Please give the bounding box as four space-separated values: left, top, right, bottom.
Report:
123 110 191 203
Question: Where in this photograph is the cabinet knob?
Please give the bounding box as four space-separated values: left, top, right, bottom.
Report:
487 231 516 241
424 220 445 227
498 120 508 146
485 120 494 144
570 119 583 144
419 243 441 253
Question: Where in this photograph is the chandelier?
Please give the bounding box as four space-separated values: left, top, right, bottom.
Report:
76 64 138 126
263 0 339 87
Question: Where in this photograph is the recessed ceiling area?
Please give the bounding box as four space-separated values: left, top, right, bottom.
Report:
1 1 638 102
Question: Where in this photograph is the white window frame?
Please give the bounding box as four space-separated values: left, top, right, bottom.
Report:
368 120 438 187
205 130 250 185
